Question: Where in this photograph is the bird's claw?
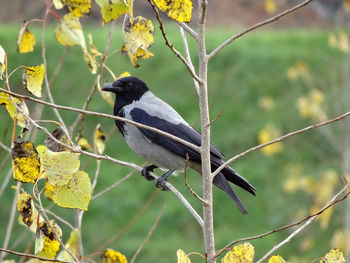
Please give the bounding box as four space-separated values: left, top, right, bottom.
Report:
141 164 157 181
155 177 170 191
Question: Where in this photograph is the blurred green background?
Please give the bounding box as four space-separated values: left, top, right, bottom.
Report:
0 6 349 262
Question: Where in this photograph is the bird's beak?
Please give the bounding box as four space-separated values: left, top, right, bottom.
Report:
102 82 115 92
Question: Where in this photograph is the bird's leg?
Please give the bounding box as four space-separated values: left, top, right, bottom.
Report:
141 164 158 181
155 168 176 191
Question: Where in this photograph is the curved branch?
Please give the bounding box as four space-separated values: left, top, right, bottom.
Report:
212 110 350 178
0 88 201 153
208 0 314 60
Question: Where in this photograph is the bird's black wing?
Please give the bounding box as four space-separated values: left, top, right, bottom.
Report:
130 108 224 163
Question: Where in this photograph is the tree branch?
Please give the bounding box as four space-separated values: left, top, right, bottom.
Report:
130 205 166 263
208 0 314 60
256 183 350 263
0 248 73 263
147 0 203 85
215 183 350 258
212 110 350 178
0 88 201 153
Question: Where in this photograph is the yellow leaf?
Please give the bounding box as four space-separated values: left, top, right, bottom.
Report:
264 0 276 14
94 124 106 154
37 145 80 186
17 23 36 53
35 220 62 259
0 92 29 128
221 242 254 263
55 13 86 48
321 248 345 263
268 255 285 263
11 141 41 183
0 45 5 79
177 249 191 263
17 192 34 228
102 248 128 263
22 64 45 97
154 0 192 23
330 230 350 255
96 0 128 25
77 137 91 150
287 61 310 82
57 229 79 261
52 170 91 210
128 0 133 17
62 0 91 17
45 126 73 152
53 0 64 9
258 96 274 111
44 179 56 200
123 15 154 67
257 124 283 155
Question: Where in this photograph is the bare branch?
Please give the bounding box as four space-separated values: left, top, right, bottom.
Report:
130 205 166 263
215 183 350 258
0 88 201 153
179 26 200 95
177 22 198 40
36 205 75 230
92 169 138 200
0 169 13 198
208 0 314 60
41 4 68 132
0 182 21 262
0 248 74 263
212 110 350 178
97 190 159 251
256 183 350 263
184 154 209 206
69 20 117 136
0 141 10 153
35 186 80 262
147 0 203 85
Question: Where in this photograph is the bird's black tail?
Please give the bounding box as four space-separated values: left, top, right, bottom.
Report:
211 161 256 214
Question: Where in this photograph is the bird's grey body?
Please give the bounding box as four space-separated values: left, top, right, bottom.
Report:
102 76 256 214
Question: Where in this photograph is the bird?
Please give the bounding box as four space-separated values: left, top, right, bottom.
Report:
102 76 256 214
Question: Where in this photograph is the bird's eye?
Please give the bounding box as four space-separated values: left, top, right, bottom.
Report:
126 82 133 88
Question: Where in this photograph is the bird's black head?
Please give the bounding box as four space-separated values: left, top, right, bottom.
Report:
102 76 150 114
102 76 149 100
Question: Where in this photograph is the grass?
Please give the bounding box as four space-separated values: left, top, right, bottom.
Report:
0 23 348 262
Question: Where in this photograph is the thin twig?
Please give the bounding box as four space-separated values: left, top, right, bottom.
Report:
35 186 80 263
147 0 203 85
0 88 201 153
92 169 138 200
130 205 166 263
0 182 21 262
208 0 314 60
0 141 10 152
0 169 13 198
212 110 350 178
0 248 73 263
177 22 197 40
184 154 209 206
41 3 68 132
256 183 350 263
69 20 117 136
96 190 159 251
39 206 75 230
208 109 223 127
215 183 350 258
179 26 200 95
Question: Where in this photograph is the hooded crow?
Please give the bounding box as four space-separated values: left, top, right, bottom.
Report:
102 76 256 214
